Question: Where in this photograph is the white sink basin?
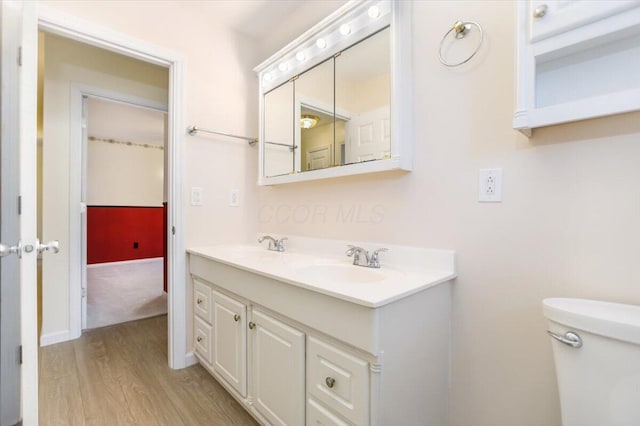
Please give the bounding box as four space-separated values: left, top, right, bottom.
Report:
296 264 386 283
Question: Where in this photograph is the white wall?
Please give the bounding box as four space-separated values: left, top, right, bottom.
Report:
86 97 165 206
39 2 640 426
255 2 640 426
86 141 164 206
41 32 168 339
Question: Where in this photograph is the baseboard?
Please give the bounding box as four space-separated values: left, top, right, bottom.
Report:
87 257 163 268
184 351 198 367
40 329 74 347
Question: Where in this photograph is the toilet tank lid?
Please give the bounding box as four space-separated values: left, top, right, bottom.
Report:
543 298 640 345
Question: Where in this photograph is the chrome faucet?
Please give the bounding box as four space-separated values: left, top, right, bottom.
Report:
346 245 387 268
258 235 287 252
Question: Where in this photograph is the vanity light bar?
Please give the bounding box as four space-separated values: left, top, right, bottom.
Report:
260 0 391 87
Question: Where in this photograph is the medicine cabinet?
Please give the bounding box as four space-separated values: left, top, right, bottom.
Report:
254 0 412 185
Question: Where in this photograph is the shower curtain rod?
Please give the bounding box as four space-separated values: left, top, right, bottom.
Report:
187 125 258 145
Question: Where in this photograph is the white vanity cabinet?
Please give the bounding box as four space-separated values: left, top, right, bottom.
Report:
188 244 455 426
250 309 305 425
514 0 640 135
193 278 306 425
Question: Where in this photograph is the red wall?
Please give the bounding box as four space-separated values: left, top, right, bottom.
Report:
87 206 164 264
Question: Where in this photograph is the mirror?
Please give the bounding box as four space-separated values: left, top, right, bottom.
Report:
256 1 411 185
294 58 335 172
264 81 294 177
336 28 390 165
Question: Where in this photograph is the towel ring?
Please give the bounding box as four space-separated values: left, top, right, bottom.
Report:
438 20 483 67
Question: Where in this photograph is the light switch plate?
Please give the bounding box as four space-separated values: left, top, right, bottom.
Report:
191 187 203 206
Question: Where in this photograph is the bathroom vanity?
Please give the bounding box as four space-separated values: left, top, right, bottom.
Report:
187 238 456 425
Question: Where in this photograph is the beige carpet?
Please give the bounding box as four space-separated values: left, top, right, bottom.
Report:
86 258 167 329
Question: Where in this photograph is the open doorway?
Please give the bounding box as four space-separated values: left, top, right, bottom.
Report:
83 97 168 329
37 31 175 347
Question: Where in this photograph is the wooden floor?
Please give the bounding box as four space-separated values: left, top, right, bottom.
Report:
39 315 257 426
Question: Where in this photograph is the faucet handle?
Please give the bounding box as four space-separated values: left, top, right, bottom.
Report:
369 248 387 268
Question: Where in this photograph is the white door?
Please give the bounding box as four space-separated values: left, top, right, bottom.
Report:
345 106 390 165
1 2 39 425
307 145 331 171
250 309 305 426
211 289 247 397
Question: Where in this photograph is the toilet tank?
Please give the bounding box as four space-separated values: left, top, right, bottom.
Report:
543 298 640 426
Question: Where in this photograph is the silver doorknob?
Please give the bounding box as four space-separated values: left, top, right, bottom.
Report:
0 241 22 259
533 4 548 19
36 239 59 254
325 377 335 388
248 322 256 330
234 314 241 322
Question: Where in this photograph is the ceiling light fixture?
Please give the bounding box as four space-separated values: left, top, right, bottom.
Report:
300 115 319 129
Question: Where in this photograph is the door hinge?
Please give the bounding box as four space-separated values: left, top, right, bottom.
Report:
18 345 22 365
18 46 22 66
18 196 22 215
82 288 87 297
172 226 176 235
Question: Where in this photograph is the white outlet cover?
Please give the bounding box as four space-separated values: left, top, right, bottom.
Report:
479 168 503 202
229 189 239 207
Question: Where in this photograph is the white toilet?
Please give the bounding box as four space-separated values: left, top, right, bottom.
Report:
543 298 640 426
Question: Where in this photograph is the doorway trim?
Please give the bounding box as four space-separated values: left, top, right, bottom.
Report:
69 85 168 333
37 5 189 370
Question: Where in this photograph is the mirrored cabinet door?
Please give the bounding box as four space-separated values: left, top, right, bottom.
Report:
294 58 335 173
335 27 391 166
264 81 295 177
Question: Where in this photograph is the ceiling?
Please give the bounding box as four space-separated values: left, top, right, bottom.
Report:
174 0 305 40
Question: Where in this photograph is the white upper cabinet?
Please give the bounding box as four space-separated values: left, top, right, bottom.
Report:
514 0 640 135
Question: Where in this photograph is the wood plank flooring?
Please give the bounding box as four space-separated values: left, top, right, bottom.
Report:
39 315 257 426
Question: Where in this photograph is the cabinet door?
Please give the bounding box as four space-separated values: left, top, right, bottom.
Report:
307 397 350 426
529 1 640 42
211 289 247 397
250 309 305 426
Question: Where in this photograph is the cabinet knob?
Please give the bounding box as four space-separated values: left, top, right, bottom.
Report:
196 298 203 305
196 336 203 343
533 4 548 19
325 377 336 388
234 314 241 322
248 321 256 330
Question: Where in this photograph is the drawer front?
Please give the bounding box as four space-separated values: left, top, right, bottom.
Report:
194 316 212 365
194 279 212 323
307 336 369 425
307 397 350 426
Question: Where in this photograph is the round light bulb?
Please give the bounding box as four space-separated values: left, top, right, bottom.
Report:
339 24 351 36
278 62 288 72
316 38 327 49
263 73 273 83
296 51 306 62
368 5 380 18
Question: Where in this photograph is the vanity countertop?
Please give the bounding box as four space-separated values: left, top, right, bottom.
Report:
187 237 456 308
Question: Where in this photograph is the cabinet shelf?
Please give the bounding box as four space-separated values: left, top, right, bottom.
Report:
514 1 640 136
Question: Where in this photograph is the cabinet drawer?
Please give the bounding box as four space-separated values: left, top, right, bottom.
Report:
307 336 369 425
194 279 212 323
307 397 350 426
194 316 212 365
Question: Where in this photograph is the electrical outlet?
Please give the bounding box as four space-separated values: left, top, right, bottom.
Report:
191 187 203 206
229 189 239 207
479 168 503 202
